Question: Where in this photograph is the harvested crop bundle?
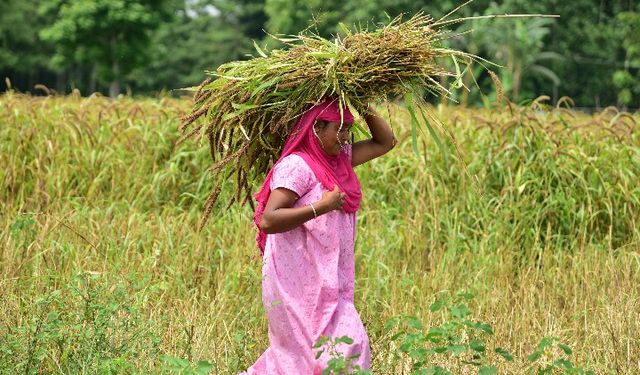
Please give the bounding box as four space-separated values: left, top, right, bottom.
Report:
180 11 483 229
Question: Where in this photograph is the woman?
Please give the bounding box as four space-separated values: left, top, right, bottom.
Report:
243 98 396 374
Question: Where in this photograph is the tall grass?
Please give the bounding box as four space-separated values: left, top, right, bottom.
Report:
1 93 639 373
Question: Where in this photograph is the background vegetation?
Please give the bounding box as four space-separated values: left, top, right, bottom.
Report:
2 0 640 373
1 0 639 108
1 94 638 373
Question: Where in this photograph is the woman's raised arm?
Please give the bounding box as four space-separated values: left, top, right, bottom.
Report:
351 106 397 167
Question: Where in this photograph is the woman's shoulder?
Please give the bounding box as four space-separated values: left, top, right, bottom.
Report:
279 153 305 165
271 153 316 194
277 153 313 174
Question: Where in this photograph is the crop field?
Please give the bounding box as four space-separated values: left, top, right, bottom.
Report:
1 93 639 374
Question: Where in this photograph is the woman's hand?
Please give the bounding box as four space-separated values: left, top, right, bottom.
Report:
261 185 345 234
317 185 346 212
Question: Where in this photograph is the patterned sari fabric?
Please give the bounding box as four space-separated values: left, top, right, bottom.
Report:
240 147 370 374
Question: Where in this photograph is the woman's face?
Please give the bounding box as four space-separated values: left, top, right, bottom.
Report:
314 120 352 156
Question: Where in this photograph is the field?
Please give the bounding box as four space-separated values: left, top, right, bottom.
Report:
1 93 639 374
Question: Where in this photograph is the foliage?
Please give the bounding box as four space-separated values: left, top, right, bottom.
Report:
161 355 214 374
613 11 640 107
383 291 508 374
39 0 173 97
131 1 251 93
1 95 639 373
0 273 163 373
213 0 268 40
526 337 594 374
1 0 639 107
525 0 637 107
0 0 53 74
383 292 594 374
313 336 372 374
264 0 347 37
465 2 562 103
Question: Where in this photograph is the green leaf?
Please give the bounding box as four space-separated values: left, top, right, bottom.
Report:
432 346 447 354
307 51 336 59
335 335 354 345
427 327 445 337
231 102 259 111
315 349 324 359
338 22 352 36
537 336 555 351
384 317 400 333
399 341 413 352
495 347 514 361
450 56 463 89
160 355 190 369
429 297 445 312
404 93 420 155
313 336 330 348
528 350 542 362
409 348 428 361
457 292 475 300
475 322 494 335
416 101 445 155
447 344 467 356
221 110 242 121
553 358 574 369
250 76 281 98
478 366 498 375
407 316 423 330
469 340 485 353
194 361 213 375
253 40 267 58
558 343 573 355
450 304 470 319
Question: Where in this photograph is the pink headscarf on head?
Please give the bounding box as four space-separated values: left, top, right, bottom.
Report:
253 97 362 254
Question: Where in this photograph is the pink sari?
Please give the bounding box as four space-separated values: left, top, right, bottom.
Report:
241 99 371 374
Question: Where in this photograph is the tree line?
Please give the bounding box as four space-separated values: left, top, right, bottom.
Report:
0 0 638 107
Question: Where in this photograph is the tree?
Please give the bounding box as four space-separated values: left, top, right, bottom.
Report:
613 11 640 108
131 0 252 93
263 0 345 37
262 0 466 38
528 0 636 107
40 0 173 97
464 2 561 103
212 0 268 40
0 0 55 91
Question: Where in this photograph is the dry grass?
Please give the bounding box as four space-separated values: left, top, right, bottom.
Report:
1 93 639 373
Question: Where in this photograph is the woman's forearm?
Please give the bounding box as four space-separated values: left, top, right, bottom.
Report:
261 201 330 234
363 107 396 149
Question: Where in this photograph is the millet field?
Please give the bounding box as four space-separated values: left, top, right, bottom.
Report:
1 93 639 374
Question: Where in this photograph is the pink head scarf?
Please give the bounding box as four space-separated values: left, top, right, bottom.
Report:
253 98 362 254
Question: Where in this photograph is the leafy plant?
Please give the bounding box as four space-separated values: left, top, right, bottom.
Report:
0 273 163 373
383 292 596 374
384 291 510 374
161 355 213 375
526 337 594 375
313 335 372 375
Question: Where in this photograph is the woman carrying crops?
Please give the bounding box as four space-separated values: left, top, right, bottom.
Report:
240 98 396 374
